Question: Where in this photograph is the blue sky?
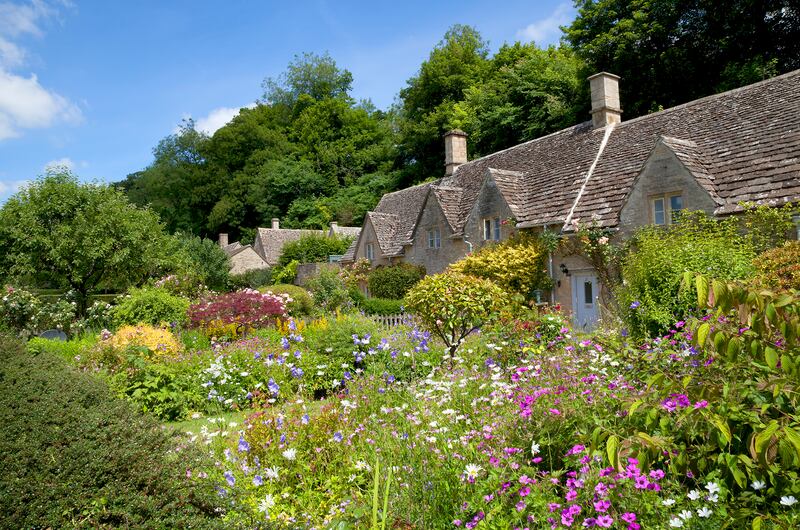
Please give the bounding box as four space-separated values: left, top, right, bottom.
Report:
0 0 576 202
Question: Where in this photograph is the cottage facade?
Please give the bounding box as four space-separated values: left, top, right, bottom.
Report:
343 69 800 328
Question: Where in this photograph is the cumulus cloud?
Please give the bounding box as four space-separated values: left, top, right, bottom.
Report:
178 104 256 136
0 1 81 140
43 156 73 172
517 2 575 46
0 70 82 139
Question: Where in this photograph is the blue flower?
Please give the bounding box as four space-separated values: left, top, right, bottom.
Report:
252 475 263 486
224 471 235 486
630 301 641 309
281 337 290 350
332 431 343 442
301 414 310 425
238 437 250 453
267 378 280 396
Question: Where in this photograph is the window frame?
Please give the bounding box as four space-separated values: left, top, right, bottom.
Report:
365 242 374 261
650 192 685 226
427 227 441 249
483 216 501 241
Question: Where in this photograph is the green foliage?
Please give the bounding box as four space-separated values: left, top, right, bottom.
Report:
306 267 351 312
404 271 509 355
367 263 425 300
0 333 222 528
278 233 353 267
449 232 551 299
358 297 405 316
27 335 99 363
262 51 354 106
260 284 315 317
112 287 190 327
229 267 273 290
0 172 171 314
171 233 231 291
755 241 800 292
564 0 800 119
741 202 796 255
618 212 756 338
271 261 297 285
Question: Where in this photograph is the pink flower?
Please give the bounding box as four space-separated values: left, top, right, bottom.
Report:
596 515 613 527
593 500 610 512
516 500 527 512
621 513 637 523
519 487 531 497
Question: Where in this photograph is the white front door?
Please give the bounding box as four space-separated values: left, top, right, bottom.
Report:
572 272 599 331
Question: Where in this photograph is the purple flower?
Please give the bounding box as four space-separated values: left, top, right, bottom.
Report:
252 475 263 486
332 431 343 443
223 471 235 487
630 301 640 309
267 378 280 396
238 437 250 453
596 515 613 527
621 512 637 523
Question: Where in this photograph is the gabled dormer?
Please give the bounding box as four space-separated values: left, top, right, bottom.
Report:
619 136 722 234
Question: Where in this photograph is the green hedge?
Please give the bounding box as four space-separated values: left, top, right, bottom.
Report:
359 297 404 315
367 263 425 299
0 333 222 528
112 287 189 327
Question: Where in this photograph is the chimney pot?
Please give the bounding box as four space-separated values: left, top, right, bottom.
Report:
271 218 280 230
588 72 622 128
329 221 338 234
218 233 229 247
444 129 468 176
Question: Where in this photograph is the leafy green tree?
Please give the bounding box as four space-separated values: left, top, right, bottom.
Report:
565 0 800 118
277 233 354 267
0 172 171 314
397 25 490 184
171 234 232 291
453 43 587 156
262 51 354 106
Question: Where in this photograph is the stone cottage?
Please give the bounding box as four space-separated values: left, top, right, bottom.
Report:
221 218 361 274
343 70 800 328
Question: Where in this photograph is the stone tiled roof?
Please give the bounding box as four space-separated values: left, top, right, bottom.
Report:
330 225 362 238
255 227 323 265
430 185 463 232
222 242 243 256
373 183 432 255
340 239 358 263
362 69 800 248
367 211 402 255
568 69 800 226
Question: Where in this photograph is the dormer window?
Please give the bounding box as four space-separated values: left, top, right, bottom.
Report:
365 242 374 261
483 217 501 241
427 227 441 249
651 194 684 225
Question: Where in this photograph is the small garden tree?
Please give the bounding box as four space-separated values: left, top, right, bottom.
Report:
0 172 170 314
404 271 509 357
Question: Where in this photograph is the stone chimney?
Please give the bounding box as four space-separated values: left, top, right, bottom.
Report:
444 129 468 176
329 221 338 235
218 233 229 247
588 72 622 129
271 218 280 230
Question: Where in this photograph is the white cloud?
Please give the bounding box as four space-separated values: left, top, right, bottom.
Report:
178 104 256 136
0 178 29 196
0 1 81 140
43 156 73 172
517 2 575 46
0 70 82 140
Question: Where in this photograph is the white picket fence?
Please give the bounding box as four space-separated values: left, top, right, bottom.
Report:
370 313 415 327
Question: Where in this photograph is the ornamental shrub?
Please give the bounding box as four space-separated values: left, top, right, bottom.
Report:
306 267 351 312
106 324 183 358
754 240 800 292
188 289 288 336
112 286 190 327
367 263 425 300
617 212 756 338
229 267 273 290
449 232 551 299
260 284 315 316
277 233 353 267
0 333 222 528
404 271 510 356
358 297 404 315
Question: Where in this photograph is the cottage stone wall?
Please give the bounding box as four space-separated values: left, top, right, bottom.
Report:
229 247 268 276
618 143 718 236
405 198 467 274
295 262 340 286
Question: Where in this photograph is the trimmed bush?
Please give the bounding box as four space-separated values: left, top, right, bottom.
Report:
754 240 800 292
359 297 404 315
367 263 425 299
112 287 189 327
229 267 273 290
306 268 351 312
0 333 222 528
260 283 315 316
449 232 551 299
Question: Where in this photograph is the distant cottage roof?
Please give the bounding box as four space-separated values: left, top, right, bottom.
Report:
356 68 800 256
254 227 322 265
